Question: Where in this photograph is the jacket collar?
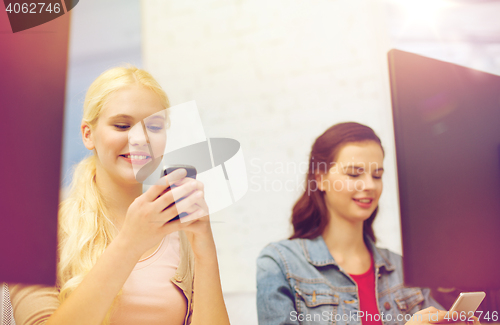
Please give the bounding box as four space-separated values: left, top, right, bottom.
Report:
301 235 396 272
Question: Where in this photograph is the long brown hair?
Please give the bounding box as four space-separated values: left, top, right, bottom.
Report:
290 122 384 241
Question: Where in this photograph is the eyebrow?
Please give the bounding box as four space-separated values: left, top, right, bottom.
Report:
146 115 165 121
108 114 165 121
345 165 384 172
109 114 134 120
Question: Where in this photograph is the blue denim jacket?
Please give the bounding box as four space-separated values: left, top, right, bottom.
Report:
256 235 443 325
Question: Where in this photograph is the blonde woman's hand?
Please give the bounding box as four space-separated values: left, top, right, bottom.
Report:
117 168 207 258
169 176 216 258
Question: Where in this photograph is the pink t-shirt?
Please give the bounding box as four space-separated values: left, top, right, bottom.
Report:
110 231 187 325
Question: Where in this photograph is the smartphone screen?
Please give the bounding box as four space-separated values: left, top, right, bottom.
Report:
162 165 197 222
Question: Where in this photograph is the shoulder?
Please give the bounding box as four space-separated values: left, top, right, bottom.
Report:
257 238 308 274
258 238 305 261
373 245 403 266
375 246 402 259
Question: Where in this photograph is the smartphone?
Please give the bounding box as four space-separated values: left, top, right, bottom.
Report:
161 165 197 222
449 292 486 315
162 165 197 180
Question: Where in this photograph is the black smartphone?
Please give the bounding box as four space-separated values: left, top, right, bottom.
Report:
161 165 197 222
162 165 197 180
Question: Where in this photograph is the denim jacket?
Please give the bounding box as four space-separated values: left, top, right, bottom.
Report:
256 235 443 325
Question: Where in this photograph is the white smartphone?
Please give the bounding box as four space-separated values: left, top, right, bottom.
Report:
449 292 486 315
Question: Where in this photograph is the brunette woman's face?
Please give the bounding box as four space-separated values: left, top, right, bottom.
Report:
316 141 384 224
82 85 167 185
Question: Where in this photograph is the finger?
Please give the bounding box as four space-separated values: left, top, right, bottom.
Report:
173 178 204 193
156 176 196 200
155 181 199 213
173 176 196 186
179 208 206 224
157 210 199 230
143 169 188 202
182 205 202 215
193 198 209 213
465 316 479 325
159 214 197 233
186 203 209 219
160 168 188 186
428 311 453 324
161 190 204 222
416 307 440 315
159 217 182 233
179 216 198 228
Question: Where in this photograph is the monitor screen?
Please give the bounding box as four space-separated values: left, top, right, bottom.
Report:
389 49 500 290
0 12 69 285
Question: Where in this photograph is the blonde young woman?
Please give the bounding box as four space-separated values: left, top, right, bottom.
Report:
8 66 230 325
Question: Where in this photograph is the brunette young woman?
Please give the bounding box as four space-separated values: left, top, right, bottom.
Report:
8 66 230 325
256 122 472 325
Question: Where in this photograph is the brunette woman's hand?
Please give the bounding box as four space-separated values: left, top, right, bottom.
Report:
404 307 447 325
405 307 481 325
117 168 207 258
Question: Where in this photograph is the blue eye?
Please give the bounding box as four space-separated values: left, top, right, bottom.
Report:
147 125 163 132
114 124 130 130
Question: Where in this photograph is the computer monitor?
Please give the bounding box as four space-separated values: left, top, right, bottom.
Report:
388 49 500 293
0 12 69 285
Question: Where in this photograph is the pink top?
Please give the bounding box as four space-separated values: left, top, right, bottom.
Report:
110 231 187 325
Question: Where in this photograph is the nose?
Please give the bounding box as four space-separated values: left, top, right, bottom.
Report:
128 122 148 147
361 174 376 191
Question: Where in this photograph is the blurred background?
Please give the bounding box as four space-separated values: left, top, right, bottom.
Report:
62 0 500 323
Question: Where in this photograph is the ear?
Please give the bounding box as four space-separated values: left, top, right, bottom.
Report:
315 172 326 192
81 122 95 150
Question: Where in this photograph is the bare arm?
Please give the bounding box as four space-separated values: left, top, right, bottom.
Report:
43 170 202 325
161 175 230 325
9 234 141 325
186 223 230 325
8 236 142 325
45 235 141 325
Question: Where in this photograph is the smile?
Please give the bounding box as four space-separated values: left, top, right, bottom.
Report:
119 153 152 165
352 198 373 208
353 198 372 203
121 154 150 159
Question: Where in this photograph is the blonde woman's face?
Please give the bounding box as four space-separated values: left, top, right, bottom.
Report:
85 85 167 185
316 142 384 224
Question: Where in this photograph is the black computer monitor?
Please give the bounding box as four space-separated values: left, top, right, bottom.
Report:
0 11 69 285
388 50 500 293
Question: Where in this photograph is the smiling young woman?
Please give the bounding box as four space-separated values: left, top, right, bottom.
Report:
256 122 448 325
8 66 230 325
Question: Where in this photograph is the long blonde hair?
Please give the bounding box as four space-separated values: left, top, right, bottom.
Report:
57 66 169 324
